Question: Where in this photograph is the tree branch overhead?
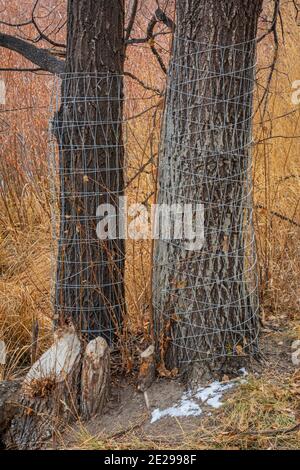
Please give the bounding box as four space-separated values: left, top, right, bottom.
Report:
0 32 65 74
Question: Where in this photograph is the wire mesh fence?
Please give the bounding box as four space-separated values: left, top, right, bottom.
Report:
153 37 260 365
49 72 160 345
49 37 260 364
49 73 126 343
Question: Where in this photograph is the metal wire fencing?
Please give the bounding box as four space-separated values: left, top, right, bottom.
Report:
48 37 260 364
153 37 260 365
49 73 126 343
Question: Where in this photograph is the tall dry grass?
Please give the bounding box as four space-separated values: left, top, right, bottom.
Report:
0 0 299 382
254 1 300 321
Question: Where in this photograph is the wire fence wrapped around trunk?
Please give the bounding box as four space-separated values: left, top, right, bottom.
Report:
153 37 260 366
49 73 126 344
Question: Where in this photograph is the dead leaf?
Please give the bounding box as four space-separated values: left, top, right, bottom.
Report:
157 363 178 378
236 345 246 356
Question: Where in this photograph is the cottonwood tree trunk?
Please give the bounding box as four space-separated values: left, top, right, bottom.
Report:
0 0 124 449
53 0 125 342
153 0 262 383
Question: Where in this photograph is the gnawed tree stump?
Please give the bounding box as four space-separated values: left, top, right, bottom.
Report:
8 331 81 449
81 337 110 420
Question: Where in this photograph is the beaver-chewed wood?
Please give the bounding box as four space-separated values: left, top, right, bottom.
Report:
81 336 110 420
8 331 81 449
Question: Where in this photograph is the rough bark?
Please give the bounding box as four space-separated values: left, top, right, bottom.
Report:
81 336 110 419
53 0 125 341
7 331 81 449
0 381 21 447
153 0 263 383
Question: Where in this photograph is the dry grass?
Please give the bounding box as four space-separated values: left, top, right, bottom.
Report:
0 195 52 378
67 371 300 450
254 1 300 320
0 0 299 450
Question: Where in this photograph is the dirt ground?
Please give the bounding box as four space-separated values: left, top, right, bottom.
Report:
59 318 299 449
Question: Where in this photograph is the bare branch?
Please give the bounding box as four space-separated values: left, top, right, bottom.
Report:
256 0 280 115
0 32 65 74
145 8 175 74
126 7 175 75
0 67 43 72
292 0 300 22
0 19 32 27
154 7 175 31
125 155 156 188
124 71 163 95
255 204 300 228
126 30 170 45
257 0 280 43
31 0 66 48
125 0 139 44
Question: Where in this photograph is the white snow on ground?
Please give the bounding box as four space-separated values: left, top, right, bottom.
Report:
239 367 248 376
151 373 247 423
151 395 202 423
193 381 236 409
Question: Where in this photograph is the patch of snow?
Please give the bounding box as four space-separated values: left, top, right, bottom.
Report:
206 393 224 409
150 378 243 423
151 397 202 423
194 380 235 409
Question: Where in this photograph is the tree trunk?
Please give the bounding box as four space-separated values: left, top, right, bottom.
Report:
153 0 262 383
8 331 81 449
53 0 125 342
81 336 110 419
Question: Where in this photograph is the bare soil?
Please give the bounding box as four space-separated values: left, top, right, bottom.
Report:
60 319 298 449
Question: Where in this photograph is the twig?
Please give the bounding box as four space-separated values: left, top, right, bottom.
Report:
108 415 148 440
0 67 43 72
255 204 300 228
256 0 280 116
124 71 162 95
125 0 139 45
239 423 300 437
31 0 66 48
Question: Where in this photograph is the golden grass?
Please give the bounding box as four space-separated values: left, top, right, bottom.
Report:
0 196 52 378
0 0 299 449
254 1 300 320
